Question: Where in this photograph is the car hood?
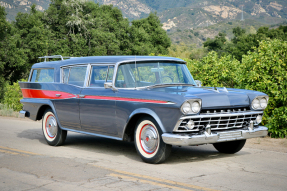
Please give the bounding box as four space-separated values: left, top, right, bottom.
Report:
149 86 250 108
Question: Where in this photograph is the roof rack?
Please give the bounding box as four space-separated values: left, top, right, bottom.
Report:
38 55 72 62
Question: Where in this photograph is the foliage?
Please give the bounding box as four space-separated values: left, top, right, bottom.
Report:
238 39 287 138
2 80 24 112
129 13 171 55
168 43 208 60
203 32 227 52
186 51 240 88
204 26 287 61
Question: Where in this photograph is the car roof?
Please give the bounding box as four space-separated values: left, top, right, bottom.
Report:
31 56 186 68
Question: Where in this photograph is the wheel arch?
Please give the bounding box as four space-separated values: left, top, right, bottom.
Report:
36 105 53 120
122 108 166 142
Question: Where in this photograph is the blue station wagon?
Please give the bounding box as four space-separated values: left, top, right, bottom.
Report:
19 55 268 163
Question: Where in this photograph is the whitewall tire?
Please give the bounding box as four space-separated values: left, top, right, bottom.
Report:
42 109 67 146
134 117 171 164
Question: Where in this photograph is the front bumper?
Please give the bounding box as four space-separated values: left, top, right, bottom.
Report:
162 126 268 146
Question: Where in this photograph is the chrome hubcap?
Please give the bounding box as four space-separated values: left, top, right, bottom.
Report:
140 125 158 153
46 115 57 138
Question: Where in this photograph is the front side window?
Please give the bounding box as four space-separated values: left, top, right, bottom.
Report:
115 62 196 88
30 68 54 82
62 66 87 87
89 65 114 87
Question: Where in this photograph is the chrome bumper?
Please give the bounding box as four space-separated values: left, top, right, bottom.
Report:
19 110 27 118
162 126 268 146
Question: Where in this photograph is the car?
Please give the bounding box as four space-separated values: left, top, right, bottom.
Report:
19 55 269 163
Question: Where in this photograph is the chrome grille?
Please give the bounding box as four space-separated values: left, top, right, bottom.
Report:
175 110 263 132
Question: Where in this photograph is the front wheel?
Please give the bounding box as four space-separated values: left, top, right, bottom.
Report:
42 109 67 146
213 139 246 154
134 117 171 164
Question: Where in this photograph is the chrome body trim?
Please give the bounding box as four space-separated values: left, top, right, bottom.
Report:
180 99 202 115
111 59 187 90
19 110 26 118
181 110 263 119
251 96 269 110
162 126 268 146
60 127 122 141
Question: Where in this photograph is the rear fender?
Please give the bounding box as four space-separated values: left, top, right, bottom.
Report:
20 98 63 128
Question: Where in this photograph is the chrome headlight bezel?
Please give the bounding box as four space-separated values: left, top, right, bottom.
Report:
251 96 269 110
181 99 202 115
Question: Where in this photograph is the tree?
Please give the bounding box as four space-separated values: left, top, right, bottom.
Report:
129 13 171 55
0 0 172 89
203 32 227 52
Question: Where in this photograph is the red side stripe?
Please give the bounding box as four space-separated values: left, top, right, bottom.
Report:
21 89 76 99
21 89 168 103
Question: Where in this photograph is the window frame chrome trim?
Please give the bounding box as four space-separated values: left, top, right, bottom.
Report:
60 64 89 87
85 64 116 88
112 59 187 90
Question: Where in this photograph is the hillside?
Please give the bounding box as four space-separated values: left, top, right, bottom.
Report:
1 0 287 46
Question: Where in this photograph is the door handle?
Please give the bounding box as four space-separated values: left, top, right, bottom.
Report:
55 94 61 97
78 94 85 98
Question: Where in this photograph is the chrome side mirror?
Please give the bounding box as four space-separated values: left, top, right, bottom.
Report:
195 80 202 87
104 82 113 89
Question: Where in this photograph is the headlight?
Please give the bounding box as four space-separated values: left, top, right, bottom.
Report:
191 101 200 113
260 98 267 109
181 99 201 114
181 102 191 114
251 96 269 110
252 98 260 109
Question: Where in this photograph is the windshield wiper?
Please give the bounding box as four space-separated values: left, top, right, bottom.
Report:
146 83 196 88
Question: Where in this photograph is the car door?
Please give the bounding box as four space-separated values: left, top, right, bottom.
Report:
79 65 118 135
53 65 88 129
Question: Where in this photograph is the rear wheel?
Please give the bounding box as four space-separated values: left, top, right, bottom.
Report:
42 109 67 146
213 139 246 154
134 117 171 164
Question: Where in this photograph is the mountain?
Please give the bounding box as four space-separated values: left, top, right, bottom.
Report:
1 0 287 46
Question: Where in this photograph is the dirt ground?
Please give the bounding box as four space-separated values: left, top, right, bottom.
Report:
246 136 287 153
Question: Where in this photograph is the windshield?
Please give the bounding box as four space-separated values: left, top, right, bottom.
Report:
115 61 196 88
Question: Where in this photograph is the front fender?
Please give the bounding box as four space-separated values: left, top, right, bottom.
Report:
125 108 166 133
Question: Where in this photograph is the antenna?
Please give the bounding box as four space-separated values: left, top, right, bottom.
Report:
135 55 137 88
241 5 244 21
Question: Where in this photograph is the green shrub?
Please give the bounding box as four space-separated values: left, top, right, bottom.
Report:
3 81 24 112
238 39 287 138
186 51 240 88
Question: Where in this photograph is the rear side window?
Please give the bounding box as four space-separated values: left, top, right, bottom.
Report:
62 66 87 87
30 69 54 82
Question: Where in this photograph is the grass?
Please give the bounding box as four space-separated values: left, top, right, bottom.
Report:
0 103 19 118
